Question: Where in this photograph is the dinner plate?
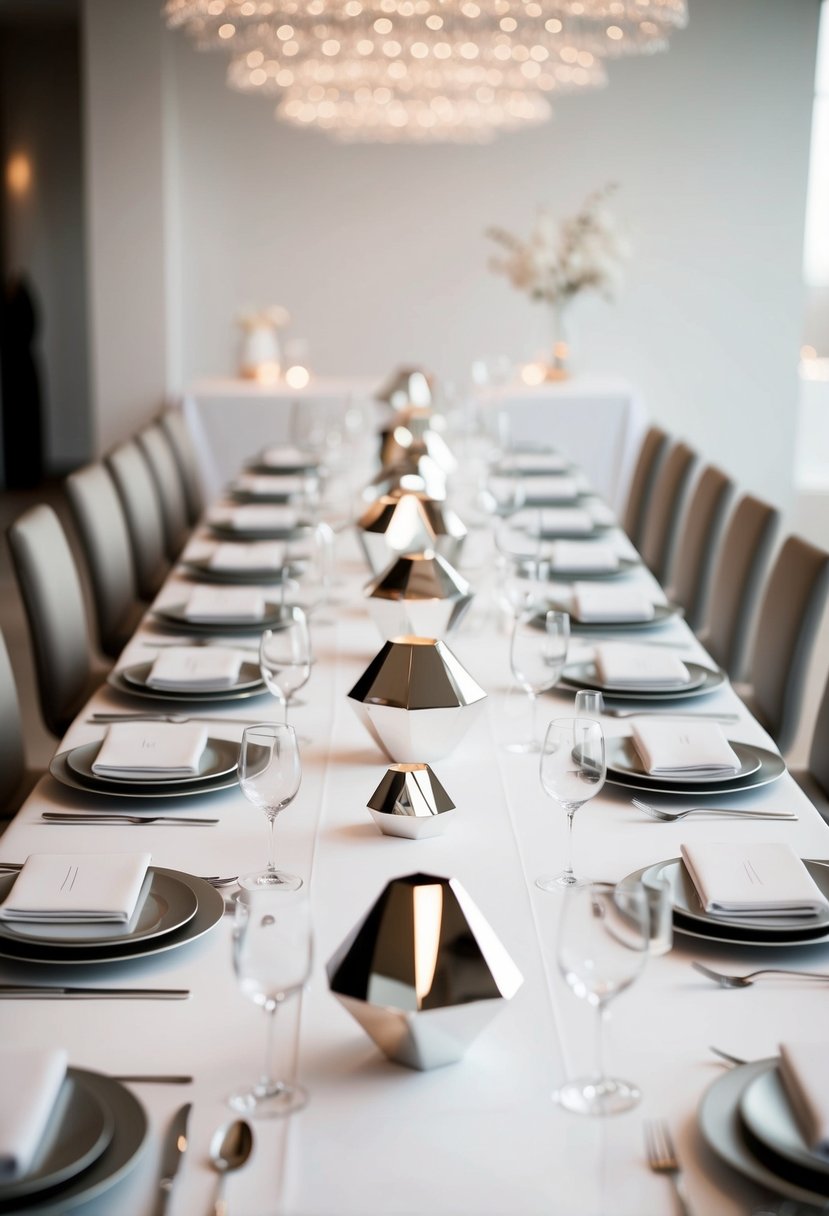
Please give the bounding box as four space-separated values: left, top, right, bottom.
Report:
123 660 263 698
699 1059 829 1208
108 662 270 704
559 659 726 700
181 557 305 586
66 737 239 788
604 742 786 798
534 600 682 632
741 1063 829 1184
49 742 240 800
153 601 292 634
0 868 223 965
0 1071 114 1203
208 520 311 542
605 735 762 786
0 870 198 949
515 555 641 581
247 457 320 475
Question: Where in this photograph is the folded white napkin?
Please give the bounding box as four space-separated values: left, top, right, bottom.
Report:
260 445 315 469
234 472 310 497
531 508 595 536
548 542 620 572
778 1041 829 1155
0 1048 68 1180
588 501 617 528
681 842 829 919
212 505 299 532
183 587 266 622
208 541 287 571
632 719 740 775
0 853 152 923
572 583 655 623
593 643 691 689
92 721 208 778
523 476 579 502
147 647 244 691
509 452 567 474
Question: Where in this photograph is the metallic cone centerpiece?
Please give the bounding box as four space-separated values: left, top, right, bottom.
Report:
366 763 456 839
361 453 447 504
327 871 523 1070
374 368 434 410
347 635 486 762
356 492 467 575
365 552 473 640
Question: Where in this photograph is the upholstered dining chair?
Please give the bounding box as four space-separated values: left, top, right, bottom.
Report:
138 423 191 559
664 464 735 631
0 628 41 817
621 425 669 548
65 462 147 657
107 439 170 599
696 494 780 680
638 440 697 583
734 535 829 755
7 504 108 737
792 669 829 822
159 408 205 524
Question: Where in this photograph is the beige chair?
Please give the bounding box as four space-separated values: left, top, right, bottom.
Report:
792 670 829 822
0 629 40 817
665 465 734 631
107 440 170 599
138 423 191 559
621 425 668 547
697 494 780 680
735 536 829 754
65 462 146 658
7 504 107 737
159 409 204 524
638 440 697 583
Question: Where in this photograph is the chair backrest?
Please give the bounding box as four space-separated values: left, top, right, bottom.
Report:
65 462 143 657
138 424 190 559
107 440 170 599
159 409 204 524
667 465 734 631
748 535 829 753
0 629 26 810
808 668 829 799
638 441 697 582
7 504 96 736
701 494 780 679
621 425 669 546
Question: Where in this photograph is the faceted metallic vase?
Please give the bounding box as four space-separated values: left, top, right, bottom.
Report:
361 453 447 504
356 492 467 575
364 552 473 640
366 763 456 839
374 368 434 410
327 871 524 1070
347 635 486 762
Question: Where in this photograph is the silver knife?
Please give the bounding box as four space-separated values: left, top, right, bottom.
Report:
41 813 220 826
156 1102 192 1216
0 986 190 999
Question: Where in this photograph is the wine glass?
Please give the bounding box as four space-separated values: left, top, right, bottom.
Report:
574 689 604 718
479 469 526 519
555 882 649 1115
536 717 606 889
230 887 313 1117
507 610 570 753
238 724 302 892
259 608 312 726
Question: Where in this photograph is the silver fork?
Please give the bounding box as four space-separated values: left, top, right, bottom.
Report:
693 962 829 988
41 813 219 826
602 710 739 721
89 713 272 725
631 798 796 822
0 862 237 886
644 1119 692 1216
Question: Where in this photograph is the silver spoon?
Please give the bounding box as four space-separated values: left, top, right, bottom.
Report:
209 1119 254 1215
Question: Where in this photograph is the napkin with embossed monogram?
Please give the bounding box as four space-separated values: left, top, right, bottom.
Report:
147 646 244 691
182 587 265 622
0 1048 68 1180
548 541 620 572
680 842 829 919
632 719 740 775
593 643 691 689
209 541 287 571
572 583 655 623
234 472 312 497
778 1042 829 1155
92 722 208 777
210 504 299 532
0 853 151 923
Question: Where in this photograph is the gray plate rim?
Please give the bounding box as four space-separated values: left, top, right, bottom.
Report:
559 659 726 701
66 736 239 788
605 736 762 786
107 666 270 704
49 748 239 800
121 659 263 698
153 601 289 631
208 521 311 543
741 1064 829 1182
605 743 785 797
536 600 683 632
182 557 304 585
516 555 641 581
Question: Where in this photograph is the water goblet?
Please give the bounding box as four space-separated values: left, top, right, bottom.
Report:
574 689 604 718
555 881 649 1115
230 887 312 1117
238 724 302 892
507 609 570 753
536 717 605 889
259 608 312 727
480 469 526 519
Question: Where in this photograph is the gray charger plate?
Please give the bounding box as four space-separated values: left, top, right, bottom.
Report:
515 555 641 581
50 740 239 800
559 659 726 701
66 736 238 788
0 1072 114 1203
108 662 270 704
208 521 311 542
741 1064 829 1184
699 1060 829 1208
535 600 682 632
605 735 762 786
247 459 320 475
181 557 305 586
0 867 223 965
122 660 263 699
606 742 785 798
153 601 292 634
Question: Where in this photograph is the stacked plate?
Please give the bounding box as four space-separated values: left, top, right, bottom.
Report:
152 602 293 636
534 600 682 633
49 737 240 800
0 1068 147 1214
514 555 641 581
559 659 727 702
208 518 312 543
604 736 786 798
700 1057 829 1207
181 556 305 586
108 660 268 705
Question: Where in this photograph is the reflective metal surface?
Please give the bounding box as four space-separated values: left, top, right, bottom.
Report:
327 872 523 1070
365 553 473 640
356 493 467 574
366 763 455 839
362 454 447 503
374 368 434 409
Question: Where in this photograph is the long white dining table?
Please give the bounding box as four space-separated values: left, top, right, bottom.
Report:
2 452 829 1216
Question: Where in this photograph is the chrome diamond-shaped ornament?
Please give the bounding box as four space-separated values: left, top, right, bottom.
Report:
356 493 467 575
361 454 447 505
347 635 486 762
327 871 524 1070
366 763 456 839
375 368 434 409
365 552 473 640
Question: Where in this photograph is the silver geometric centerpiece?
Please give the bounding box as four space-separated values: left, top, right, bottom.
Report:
365 552 473 640
327 871 524 1070
361 453 447 504
366 763 456 839
356 492 467 575
374 368 434 409
347 635 486 762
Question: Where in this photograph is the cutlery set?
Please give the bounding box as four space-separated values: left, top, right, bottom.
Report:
159 1104 255 1216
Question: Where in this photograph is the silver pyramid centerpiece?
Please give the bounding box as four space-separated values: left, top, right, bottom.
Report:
364 552 473 640
327 871 524 1070
366 763 456 839
356 492 467 575
361 453 447 505
374 368 434 409
380 418 457 477
347 635 486 762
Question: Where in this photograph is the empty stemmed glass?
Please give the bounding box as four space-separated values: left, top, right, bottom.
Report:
536 717 606 889
230 887 313 1117
259 607 312 728
555 882 649 1115
238 723 302 892
480 468 526 519
507 609 570 753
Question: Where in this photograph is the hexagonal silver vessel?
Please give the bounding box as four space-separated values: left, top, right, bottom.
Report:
327 871 524 1070
366 763 456 839
361 454 447 504
356 493 467 575
364 552 473 640
347 635 486 763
